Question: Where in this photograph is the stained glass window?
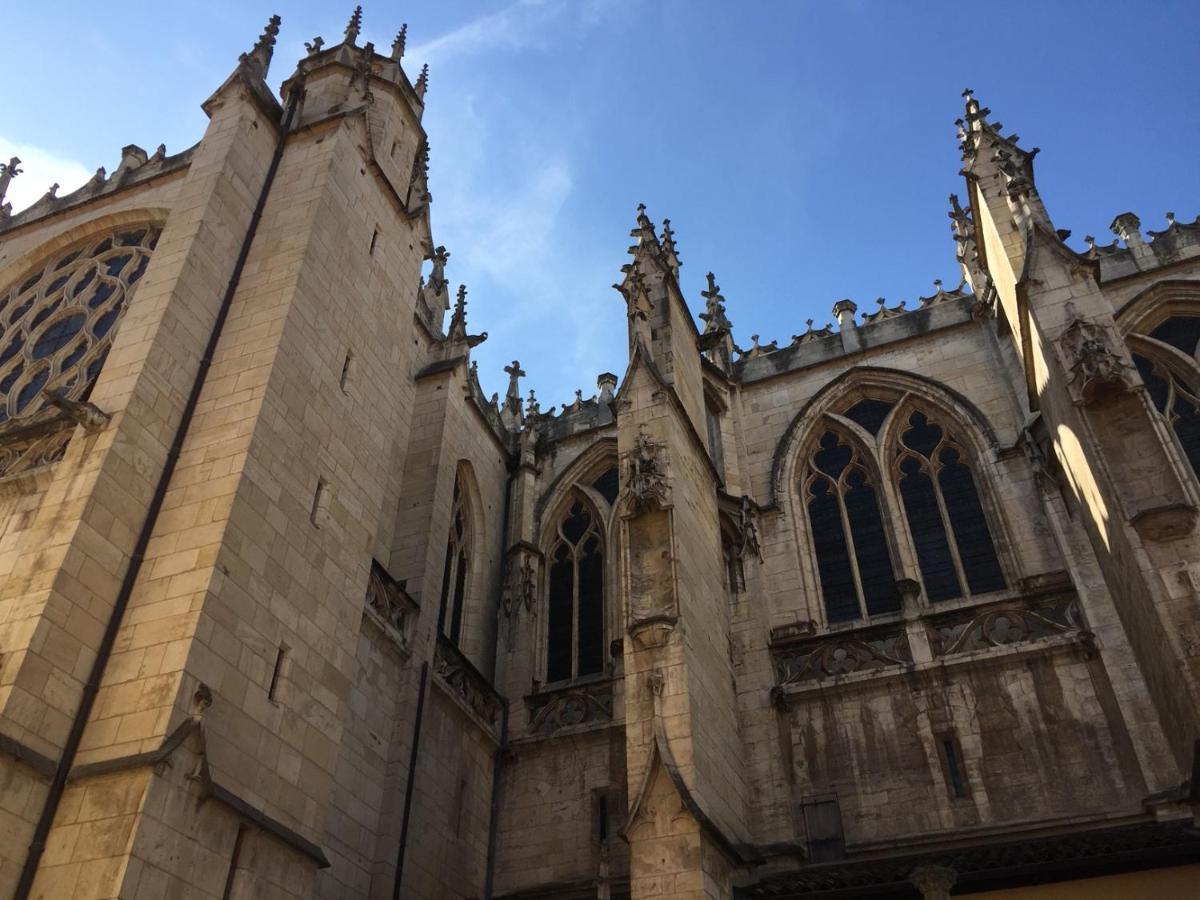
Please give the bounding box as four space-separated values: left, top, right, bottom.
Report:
0 226 160 425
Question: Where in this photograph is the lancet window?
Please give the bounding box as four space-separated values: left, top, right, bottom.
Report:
546 499 604 683
1130 315 1200 479
894 411 1005 602
438 477 471 647
799 395 1006 625
0 226 160 424
803 430 899 622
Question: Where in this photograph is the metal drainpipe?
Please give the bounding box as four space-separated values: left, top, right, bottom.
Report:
12 79 304 900
392 660 429 900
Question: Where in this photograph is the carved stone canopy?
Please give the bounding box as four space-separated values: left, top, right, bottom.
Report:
621 427 669 513
1058 304 1135 405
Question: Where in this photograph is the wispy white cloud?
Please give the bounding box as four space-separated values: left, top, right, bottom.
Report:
0 138 94 215
408 0 564 66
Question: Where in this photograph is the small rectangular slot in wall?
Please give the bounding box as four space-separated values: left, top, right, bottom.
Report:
369 227 379 255
593 789 609 843
940 735 969 798
340 350 354 393
311 478 330 528
268 644 288 701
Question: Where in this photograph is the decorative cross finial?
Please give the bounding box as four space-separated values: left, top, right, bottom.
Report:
504 359 526 407
415 63 430 98
0 156 22 207
344 5 363 44
239 14 282 79
392 23 408 60
305 36 325 55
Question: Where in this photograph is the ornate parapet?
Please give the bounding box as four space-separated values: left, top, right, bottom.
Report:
362 560 418 654
925 593 1085 658
770 621 912 687
524 679 614 736
433 635 503 740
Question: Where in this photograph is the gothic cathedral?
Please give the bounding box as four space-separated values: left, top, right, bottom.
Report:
0 11 1198 900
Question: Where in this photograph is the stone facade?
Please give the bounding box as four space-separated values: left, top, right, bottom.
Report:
0 15 1198 900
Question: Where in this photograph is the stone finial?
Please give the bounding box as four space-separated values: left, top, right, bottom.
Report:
415 63 430 99
503 359 526 408
699 271 732 334
426 244 450 294
597 372 617 404
909 865 957 900
1110 211 1144 248
832 298 858 329
84 167 106 190
305 36 325 56
0 156 22 207
44 183 60 201
239 14 281 79
629 202 658 249
344 5 363 45
526 389 540 416
391 23 408 60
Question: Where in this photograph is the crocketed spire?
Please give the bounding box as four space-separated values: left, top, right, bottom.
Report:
391 23 408 60
238 14 281 80
344 6 363 45
699 271 732 334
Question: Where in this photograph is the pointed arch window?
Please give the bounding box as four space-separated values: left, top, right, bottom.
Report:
438 478 471 646
894 411 1005 602
802 430 899 623
1130 315 1200 479
546 499 605 683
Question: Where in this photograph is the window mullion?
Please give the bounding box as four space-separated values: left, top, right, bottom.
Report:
836 476 869 620
571 549 581 679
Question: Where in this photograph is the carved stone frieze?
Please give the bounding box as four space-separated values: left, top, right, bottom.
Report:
363 560 418 654
772 626 912 685
433 636 502 734
1058 305 1135 405
926 594 1082 658
525 680 613 735
0 415 74 480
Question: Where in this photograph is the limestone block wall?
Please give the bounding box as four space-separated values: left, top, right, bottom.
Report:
779 647 1147 845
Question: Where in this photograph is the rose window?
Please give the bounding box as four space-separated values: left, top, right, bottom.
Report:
0 226 159 424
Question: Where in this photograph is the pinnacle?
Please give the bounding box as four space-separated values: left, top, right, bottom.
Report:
415 63 430 98
344 5 363 45
238 13 282 79
392 23 408 60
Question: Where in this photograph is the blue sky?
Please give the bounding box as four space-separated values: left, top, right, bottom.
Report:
3 1 1198 406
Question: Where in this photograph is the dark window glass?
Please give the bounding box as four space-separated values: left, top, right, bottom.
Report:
938 447 1005 594
843 398 895 435
899 457 959 602
591 467 619 505
804 431 896 623
1149 316 1200 358
577 539 605 676
897 410 1005 601
1135 352 1200 478
437 479 471 647
547 497 605 682
547 544 574 682
844 470 899 615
